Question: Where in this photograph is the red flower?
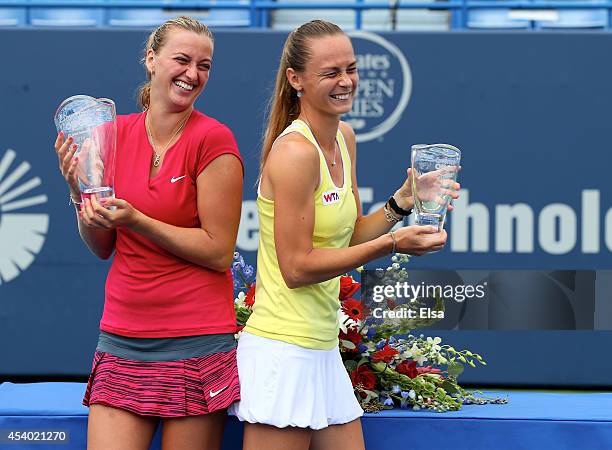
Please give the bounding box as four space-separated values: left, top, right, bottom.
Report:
396 360 418 378
372 342 399 363
339 328 362 353
417 366 442 376
340 275 361 300
350 365 376 391
245 284 256 308
341 298 365 321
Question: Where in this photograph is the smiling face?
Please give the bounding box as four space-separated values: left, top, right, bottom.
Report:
290 33 358 117
146 28 213 112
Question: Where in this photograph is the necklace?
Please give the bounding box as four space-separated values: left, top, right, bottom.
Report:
330 143 337 166
146 112 191 167
303 119 337 166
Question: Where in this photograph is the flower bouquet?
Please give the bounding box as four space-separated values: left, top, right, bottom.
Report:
231 252 507 412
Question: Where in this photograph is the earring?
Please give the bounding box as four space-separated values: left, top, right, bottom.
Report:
297 90 303 98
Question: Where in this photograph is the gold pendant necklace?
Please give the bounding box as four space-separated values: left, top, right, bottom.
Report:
146 112 191 168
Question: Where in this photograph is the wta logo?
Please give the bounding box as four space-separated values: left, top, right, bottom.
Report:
346 31 412 143
322 190 340 205
0 149 49 285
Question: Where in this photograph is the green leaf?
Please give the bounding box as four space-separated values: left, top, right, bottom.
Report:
357 357 370 368
344 360 358 372
341 339 356 350
447 362 464 378
363 389 379 399
441 380 460 395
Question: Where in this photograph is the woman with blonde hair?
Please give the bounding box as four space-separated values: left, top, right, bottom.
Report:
54 16 243 450
230 20 457 450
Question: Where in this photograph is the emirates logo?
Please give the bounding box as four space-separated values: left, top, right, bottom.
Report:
0 149 49 285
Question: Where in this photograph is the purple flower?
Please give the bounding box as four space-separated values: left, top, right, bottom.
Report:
381 395 394 407
366 327 377 340
243 264 254 278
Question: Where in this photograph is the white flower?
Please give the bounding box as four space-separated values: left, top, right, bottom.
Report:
337 309 359 334
416 354 428 365
234 291 246 307
410 344 428 365
427 336 442 352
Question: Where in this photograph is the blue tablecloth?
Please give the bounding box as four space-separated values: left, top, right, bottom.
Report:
1 383 612 450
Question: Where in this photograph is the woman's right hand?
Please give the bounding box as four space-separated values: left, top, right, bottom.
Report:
394 225 447 255
54 131 80 200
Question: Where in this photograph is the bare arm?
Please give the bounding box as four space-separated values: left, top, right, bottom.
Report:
268 134 444 289
339 122 412 246
340 122 406 246
76 211 117 260
85 154 243 272
341 122 458 247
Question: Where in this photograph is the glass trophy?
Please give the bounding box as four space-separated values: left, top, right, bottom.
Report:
54 95 117 203
411 143 461 231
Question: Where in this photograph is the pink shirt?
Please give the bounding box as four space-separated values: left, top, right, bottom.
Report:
100 110 242 338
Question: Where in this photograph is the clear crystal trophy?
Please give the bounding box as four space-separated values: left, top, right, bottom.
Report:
54 95 117 203
411 144 461 231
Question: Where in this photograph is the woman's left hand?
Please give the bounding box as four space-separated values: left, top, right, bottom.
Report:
79 195 142 230
394 167 461 212
393 168 415 211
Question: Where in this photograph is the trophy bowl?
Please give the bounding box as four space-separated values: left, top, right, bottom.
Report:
54 95 117 203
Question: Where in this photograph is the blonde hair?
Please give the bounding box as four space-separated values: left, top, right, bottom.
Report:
138 16 214 110
260 20 344 173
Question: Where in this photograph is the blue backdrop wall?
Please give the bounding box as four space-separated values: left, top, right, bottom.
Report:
0 29 610 386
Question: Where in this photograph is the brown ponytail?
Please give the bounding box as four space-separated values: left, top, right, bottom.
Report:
260 20 343 174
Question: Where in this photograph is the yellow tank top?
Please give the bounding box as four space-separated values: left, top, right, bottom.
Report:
244 120 358 350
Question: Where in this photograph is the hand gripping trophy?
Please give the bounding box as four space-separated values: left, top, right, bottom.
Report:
54 95 117 203
411 144 461 231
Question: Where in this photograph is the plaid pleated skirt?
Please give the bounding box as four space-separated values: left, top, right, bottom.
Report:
83 348 240 418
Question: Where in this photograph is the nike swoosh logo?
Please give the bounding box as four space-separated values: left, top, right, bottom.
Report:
171 175 186 183
209 386 228 398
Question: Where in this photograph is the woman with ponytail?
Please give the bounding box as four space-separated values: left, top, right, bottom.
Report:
230 20 458 450
53 16 243 450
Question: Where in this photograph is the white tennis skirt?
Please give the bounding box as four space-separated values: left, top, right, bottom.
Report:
228 331 363 430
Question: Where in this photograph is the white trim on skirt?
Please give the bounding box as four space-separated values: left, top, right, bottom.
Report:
228 331 364 430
